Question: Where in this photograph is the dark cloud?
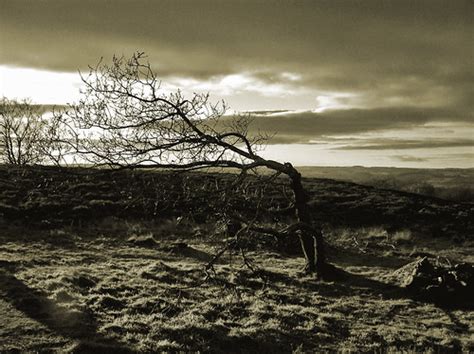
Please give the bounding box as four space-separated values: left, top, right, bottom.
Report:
234 107 472 144
0 1 471 100
393 155 429 163
335 138 474 150
1 0 472 159
244 110 292 116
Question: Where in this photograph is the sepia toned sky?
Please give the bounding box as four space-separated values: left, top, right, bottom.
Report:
0 0 472 167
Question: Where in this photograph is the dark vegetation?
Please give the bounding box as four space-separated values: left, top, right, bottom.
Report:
1 165 472 242
1 164 473 352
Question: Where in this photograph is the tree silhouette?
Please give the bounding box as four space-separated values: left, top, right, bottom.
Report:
56 53 329 278
0 98 60 165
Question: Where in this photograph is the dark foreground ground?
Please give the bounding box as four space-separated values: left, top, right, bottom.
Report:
0 166 473 352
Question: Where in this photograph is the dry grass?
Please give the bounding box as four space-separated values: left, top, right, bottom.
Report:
0 166 472 352
1 225 473 352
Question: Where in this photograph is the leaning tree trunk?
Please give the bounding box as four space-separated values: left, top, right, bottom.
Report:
287 166 326 277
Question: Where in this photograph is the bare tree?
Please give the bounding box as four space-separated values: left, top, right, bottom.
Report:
0 97 61 165
56 52 329 278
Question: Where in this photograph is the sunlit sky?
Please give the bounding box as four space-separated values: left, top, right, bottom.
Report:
0 0 472 168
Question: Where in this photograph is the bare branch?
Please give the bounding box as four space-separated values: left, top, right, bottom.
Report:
51 52 329 279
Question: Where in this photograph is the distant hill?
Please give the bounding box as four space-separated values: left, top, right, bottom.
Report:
297 166 474 202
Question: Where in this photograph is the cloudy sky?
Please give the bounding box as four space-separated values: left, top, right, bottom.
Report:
0 0 472 167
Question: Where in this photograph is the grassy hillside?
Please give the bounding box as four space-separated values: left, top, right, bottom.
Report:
0 165 473 352
1 165 472 238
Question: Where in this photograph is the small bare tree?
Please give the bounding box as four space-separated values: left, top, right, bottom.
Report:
56 53 330 278
0 97 60 165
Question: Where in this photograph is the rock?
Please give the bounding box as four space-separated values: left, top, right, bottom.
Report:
392 257 474 306
392 257 438 288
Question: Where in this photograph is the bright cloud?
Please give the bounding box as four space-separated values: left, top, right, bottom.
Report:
0 66 83 104
0 66 342 112
164 72 310 98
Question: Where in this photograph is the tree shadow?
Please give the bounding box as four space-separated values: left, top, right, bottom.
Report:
260 263 474 311
328 246 408 269
0 268 134 353
253 265 406 303
320 266 407 299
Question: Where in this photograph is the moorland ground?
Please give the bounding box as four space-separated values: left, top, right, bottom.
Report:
0 165 473 352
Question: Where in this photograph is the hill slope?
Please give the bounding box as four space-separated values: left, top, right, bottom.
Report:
0 165 473 352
